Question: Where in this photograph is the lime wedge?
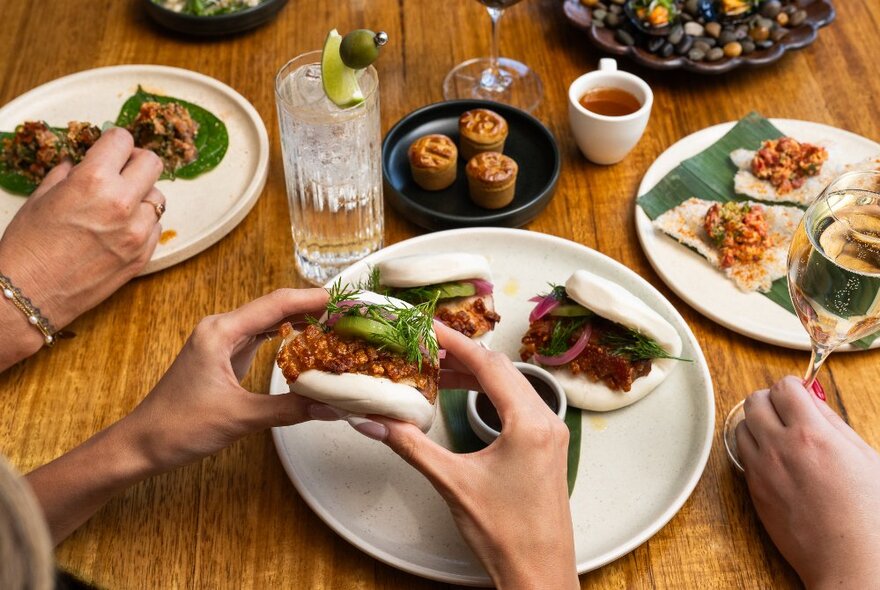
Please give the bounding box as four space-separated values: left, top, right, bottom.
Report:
322 29 364 108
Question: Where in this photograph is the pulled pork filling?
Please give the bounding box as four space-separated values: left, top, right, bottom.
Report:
277 324 439 403
703 201 772 268
1 120 101 182
128 101 199 174
751 137 828 195
435 295 501 338
520 317 652 392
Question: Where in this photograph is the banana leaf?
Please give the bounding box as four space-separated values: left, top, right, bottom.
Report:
636 112 878 348
115 85 228 180
439 389 582 496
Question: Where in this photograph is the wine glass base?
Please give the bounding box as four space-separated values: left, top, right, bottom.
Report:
443 57 543 113
723 399 746 473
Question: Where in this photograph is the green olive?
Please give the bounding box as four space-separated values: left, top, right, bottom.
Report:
339 29 387 70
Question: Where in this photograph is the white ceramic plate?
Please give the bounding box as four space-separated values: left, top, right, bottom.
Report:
0 65 269 274
270 228 714 586
635 119 880 351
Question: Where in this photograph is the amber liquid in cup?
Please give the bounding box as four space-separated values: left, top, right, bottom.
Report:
579 87 642 117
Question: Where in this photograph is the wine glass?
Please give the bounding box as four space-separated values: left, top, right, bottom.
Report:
723 170 880 471
442 0 543 113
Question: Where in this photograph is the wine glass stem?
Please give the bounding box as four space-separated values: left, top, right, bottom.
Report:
803 343 831 388
483 7 505 90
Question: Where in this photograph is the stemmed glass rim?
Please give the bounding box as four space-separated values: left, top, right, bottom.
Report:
814 169 880 243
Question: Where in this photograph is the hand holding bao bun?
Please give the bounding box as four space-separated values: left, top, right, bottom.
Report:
276 286 440 432
520 270 685 411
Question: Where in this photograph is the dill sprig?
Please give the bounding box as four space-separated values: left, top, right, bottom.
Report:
601 329 691 362
539 283 569 302
357 266 383 293
322 280 439 367
539 317 589 357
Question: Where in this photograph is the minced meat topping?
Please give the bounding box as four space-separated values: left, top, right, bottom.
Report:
1 120 101 182
128 101 199 174
703 201 772 268
277 324 439 403
751 137 828 195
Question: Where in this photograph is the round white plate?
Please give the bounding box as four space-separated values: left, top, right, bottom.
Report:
270 228 715 586
635 119 880 351
0 65 269 274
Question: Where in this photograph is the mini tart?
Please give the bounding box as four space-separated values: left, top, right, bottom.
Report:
459 109 508 160
466 152 518 210
408 134 458 191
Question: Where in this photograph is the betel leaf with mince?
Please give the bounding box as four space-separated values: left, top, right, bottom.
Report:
0 131 40 195
115 86 228 180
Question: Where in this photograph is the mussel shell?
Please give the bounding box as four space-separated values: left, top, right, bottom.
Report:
697 0 758 23
623 0 681 36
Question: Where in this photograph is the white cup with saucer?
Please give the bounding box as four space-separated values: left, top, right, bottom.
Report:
568 58 653 165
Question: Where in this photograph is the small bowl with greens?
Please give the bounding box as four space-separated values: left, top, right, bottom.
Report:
143 0 289 36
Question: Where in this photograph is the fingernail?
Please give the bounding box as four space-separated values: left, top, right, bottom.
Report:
347 416 388 441
308 404 349 421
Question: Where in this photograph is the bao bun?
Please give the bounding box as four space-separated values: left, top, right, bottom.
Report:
376 253 491 287
541 270 683 412
283 291 436 432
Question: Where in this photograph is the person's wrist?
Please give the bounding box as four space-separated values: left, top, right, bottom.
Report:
485 536 578 590
0 242 73 329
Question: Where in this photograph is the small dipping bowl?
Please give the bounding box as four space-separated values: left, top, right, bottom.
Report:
467 362 567 444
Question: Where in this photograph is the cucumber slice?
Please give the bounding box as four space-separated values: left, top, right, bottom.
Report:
549 304 594 317
331 315 404 353
435 281 477 299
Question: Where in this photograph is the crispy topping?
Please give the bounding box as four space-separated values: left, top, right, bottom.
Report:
466 151 518 185
436 294 501 338
128 101 199 174
751 137 828 195
704 201 772 268
408 134 457 168
520 318 652 392
277 324 439 403
459 108 508 144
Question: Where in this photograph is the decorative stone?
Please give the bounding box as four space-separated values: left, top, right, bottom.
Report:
771 27 788 42
723 41 743 58
718 30 737 46
741 40 756 53
706 47 725 61
668 24 684 45
675 35 694 55
660 42 675 57
684 0 700 15
790 9 807 27
684 21 705 37
615 28 635 46
695 35 717 47
735 25 749 39
705 21 722 38
694 40 712 53
593 8 607 21
750 25 770 42
605 12 621 27
688 48 706 61
580 0 599 7
609 3 622 14
760 0 782 19
776 12 789 26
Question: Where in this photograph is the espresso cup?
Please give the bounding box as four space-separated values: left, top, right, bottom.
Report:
568 58 653 165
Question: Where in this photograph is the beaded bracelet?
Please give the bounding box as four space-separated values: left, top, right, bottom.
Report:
0 272 57 346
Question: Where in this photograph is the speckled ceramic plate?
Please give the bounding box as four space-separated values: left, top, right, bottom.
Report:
634 118 880 351
0 65 269 274
270 228 714 586
563 0 835 74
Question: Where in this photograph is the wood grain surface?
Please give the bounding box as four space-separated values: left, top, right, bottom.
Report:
1 0 878 587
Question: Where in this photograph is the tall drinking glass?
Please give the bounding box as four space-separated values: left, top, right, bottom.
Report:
275 51 384 285
442 0 543 113
724 170 880 471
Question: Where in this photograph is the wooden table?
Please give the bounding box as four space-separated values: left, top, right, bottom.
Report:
1 0 878 587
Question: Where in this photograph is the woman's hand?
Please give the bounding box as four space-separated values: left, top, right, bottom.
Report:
737 376 880 589
0 129 165 366
347 324 578 590
27 288 332 543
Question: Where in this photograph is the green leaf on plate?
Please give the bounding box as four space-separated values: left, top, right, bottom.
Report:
635 112 880 347
115 85 228 180
439 389 583 496
0 128 67 196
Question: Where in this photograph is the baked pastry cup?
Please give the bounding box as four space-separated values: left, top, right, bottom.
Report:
466 152 518 209
459 109 508 160
408 134 458 191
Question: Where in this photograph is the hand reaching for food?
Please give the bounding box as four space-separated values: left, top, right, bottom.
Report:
348 323 579 590
737 376 880 588
26 288 334 543
0 128 166 368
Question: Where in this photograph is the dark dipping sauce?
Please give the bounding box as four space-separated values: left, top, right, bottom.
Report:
476 374 560 433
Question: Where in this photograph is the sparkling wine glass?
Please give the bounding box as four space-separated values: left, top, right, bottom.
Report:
724 170 880 471
442 0 543 113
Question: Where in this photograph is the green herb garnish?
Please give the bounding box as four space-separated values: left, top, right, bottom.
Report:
539 317 589 357
321 280 439 368
602 329 691 362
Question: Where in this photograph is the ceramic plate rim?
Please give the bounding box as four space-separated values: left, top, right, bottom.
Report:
635 118 880 351
270 227 715 586
0 64 269 275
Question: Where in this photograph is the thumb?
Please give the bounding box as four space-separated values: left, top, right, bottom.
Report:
31 160 73 199
238 390 326 430
810 394 864 446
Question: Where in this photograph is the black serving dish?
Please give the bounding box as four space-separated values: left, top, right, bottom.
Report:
382 100 560 231
142 0 289 36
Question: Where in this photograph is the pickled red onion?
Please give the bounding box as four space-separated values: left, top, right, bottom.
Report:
470 279 494 296
533 323 592 366
529 294 560 323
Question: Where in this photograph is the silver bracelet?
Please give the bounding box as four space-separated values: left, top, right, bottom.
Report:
0 272 57 346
